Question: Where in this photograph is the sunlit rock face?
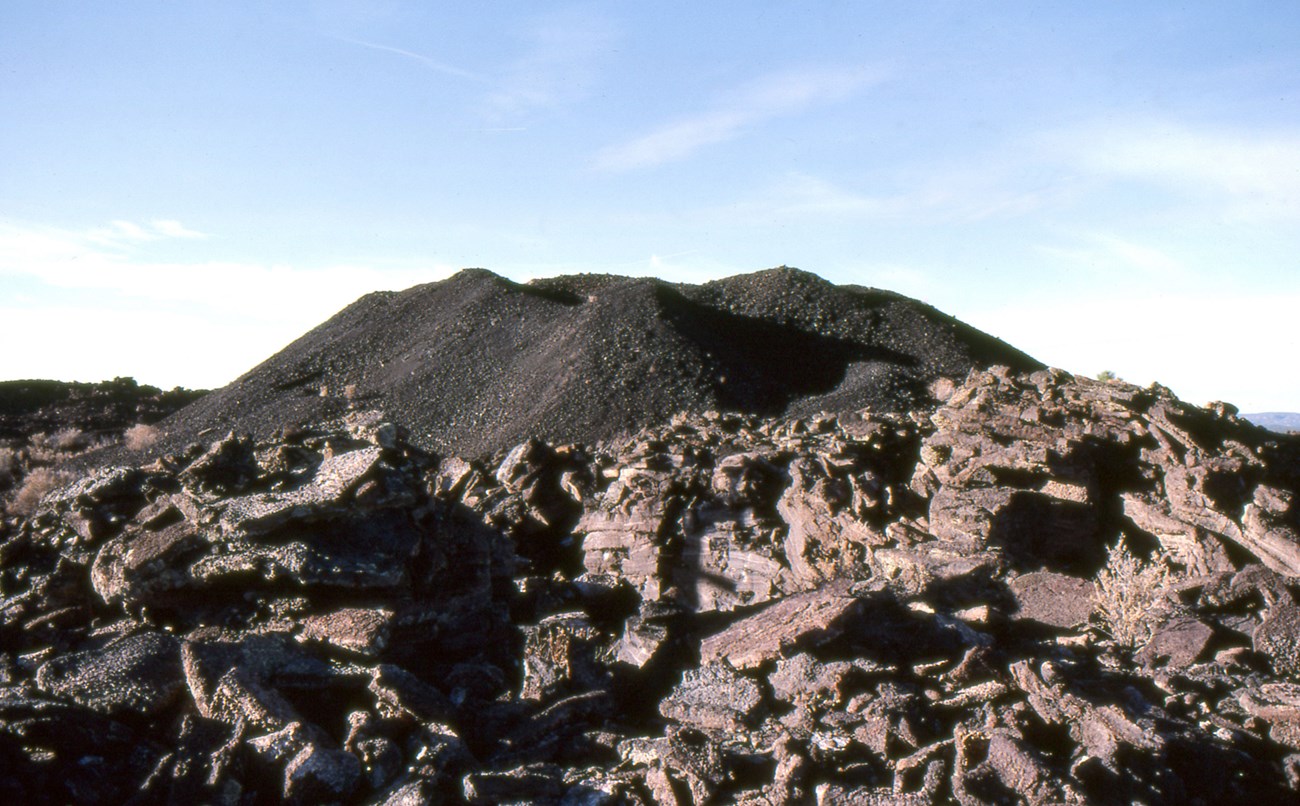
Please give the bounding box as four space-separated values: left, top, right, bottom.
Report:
4 364 1300 803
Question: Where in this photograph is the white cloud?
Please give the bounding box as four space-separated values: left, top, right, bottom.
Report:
595 111 748 172
962 290 1300 412
746 173 896 218
83 219 209 246
687 163 1082 231
149 219 208 239
105 220 150 241
1092 235 1185 277
1046 121 1300 222
693 120 1300 231
646 118 1300 230
0 219 440 308
0 219 451 387
0 303 283 389
665 170 1040 232
594 66 880 171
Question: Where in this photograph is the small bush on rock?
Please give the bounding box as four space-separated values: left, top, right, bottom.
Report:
124 423 160 451
1092 539 1174 649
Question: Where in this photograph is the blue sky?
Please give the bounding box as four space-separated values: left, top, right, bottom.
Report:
2 2 1298 410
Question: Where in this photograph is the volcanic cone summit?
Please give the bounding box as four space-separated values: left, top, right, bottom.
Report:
161 267 1039 457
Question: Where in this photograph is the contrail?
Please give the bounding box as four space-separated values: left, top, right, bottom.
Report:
331 35 488 84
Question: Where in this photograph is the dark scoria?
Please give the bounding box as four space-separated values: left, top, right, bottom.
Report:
4 367 1300 804
150 266 1040 458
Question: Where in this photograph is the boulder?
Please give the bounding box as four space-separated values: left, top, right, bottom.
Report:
659 663 763 733
1135 616 1215 669
1255 602 1300 677
299 607 395 657
520 612 607 701
1239 682 1300 750
35 631 183 715
699 578 864 669
778 457 886 587
218 446 383 536
1007 571 1096 629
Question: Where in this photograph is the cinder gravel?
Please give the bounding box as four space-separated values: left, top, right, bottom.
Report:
156 266 1041 457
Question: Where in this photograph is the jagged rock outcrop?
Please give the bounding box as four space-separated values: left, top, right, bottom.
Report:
2 368 1300 804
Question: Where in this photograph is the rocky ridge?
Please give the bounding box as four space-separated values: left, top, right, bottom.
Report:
2 367 1300 804
0 377 204 442
1246 413 1300 435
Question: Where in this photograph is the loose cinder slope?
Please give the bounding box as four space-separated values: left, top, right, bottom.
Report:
158 267 1040 457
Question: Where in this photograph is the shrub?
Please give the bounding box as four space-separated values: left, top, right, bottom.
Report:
1092 539 1174 649
25 433 58 463
9 467 75 517
50 427 87 452
124 423 161 451
0 446 16 481
27 429 90 459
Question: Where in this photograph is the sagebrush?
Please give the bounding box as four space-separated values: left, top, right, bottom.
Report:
1092 540 1175 649
124 423 161 451
50 427 87 452
9 467 75 516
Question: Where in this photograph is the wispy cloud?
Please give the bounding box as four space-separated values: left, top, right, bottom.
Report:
675 170 1054 231
594 66 881 172
683 119 1300 232
332 9 617 121
749 174 905 219
332 36 487 83
1038 231 1188 280
0 219 440 310
84 219 208 246
693 118 1300 229
485 8 618 119
1044 121 1300 222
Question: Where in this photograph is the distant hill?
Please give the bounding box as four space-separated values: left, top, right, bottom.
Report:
1243 412 1300 433
0 377 205 440
153 266 1043 457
